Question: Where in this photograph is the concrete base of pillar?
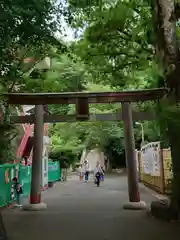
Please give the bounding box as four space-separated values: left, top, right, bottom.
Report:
22 202 47 211
123 201 147 210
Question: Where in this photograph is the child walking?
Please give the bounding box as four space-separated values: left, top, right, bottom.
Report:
12 177 23 207
84 160 90 182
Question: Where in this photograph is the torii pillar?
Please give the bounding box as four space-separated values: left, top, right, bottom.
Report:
122 102 147 210
22 105 47 211
75 97 89 121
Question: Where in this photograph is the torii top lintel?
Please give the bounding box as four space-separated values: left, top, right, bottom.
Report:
5 88 168 105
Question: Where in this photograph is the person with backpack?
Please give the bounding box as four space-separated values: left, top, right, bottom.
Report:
12 177 23 207
94 162 104 187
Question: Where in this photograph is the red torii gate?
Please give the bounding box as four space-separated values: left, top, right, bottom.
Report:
5 88 167 210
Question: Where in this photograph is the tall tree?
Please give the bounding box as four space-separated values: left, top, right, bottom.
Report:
152 0 180 210
0 0 67 92
0 0 67 163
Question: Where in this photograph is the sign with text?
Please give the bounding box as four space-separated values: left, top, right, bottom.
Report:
141 142 161 176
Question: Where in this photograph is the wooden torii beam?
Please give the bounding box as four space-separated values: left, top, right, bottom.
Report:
4 87 168 105
10 111 156 124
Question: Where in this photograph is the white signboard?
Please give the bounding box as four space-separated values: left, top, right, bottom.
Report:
135 150 139 172
141 145 150 174
141 142 161 176
43 136 50 145
42 149 48 188
151 142 161 176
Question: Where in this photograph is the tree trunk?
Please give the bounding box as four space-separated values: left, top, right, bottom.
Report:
152 0 180 210
65 168 68 181
167 109 180 209
107 160 112 172
106 152 112 172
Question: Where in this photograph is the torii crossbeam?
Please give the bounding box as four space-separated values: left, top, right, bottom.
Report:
5 87 167 105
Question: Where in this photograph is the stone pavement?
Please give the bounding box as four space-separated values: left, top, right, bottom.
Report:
2 174 179 240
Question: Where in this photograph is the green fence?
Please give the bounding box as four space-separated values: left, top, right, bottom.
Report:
48 161 61 182
0 161 61 208
0 164 18 208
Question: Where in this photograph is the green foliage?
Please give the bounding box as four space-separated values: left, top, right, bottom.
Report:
49 150 78 168
0 0 66 92
0 124 17 163
18 52 87 115
0 104 18 163
103 136 125 167
22 54 86 92
69 0 156 88
0 0 67 163
50 119 124 166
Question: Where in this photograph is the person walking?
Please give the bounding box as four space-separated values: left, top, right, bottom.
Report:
78 164 84 181
93 162 104 187
84 160 90 182
100 165 105 181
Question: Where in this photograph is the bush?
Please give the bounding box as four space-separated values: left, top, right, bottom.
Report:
49 149 79 168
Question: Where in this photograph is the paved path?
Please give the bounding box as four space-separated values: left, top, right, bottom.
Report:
2 174 180 240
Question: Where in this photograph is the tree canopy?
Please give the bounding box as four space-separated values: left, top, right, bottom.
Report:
0 0 162 166
0 0 67 162
0 0 68 92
